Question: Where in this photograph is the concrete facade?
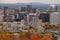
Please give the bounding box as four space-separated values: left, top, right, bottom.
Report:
50 12 60 25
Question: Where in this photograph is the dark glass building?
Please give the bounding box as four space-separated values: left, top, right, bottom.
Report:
26 5 32 13
4 7 8 20
39 13 50 23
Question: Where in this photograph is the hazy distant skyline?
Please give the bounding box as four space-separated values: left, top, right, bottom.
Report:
0 0 60 4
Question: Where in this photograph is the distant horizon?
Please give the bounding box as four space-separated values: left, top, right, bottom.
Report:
0 0 60 4
0 2 48 4
0 2 60 5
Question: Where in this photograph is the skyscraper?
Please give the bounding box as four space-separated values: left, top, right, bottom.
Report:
26 5 32 13
21 7 26 12
48 4 57 12
14 8 20 22
4 7 8 21
39 13 50 23
32 8 37 13
50 12 60 25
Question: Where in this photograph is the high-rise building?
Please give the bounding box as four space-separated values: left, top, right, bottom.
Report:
26 14 30 24
10 9 15 22
0 15 4 21
14 8 20 22
50 12 60 25
4 7 11 21
27 13 38 26
4 7 8 19
39 13 50 23
0 9 4 21
48 4 57 12
20 13 26 21
26 5 32 13
21 7 26 12
32 8 37 13
18 7 21 13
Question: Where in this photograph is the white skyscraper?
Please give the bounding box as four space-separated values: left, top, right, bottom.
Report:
50 12 60 25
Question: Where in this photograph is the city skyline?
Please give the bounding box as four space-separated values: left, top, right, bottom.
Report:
0 0 60 4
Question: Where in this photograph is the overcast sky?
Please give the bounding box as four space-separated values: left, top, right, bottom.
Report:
0 0 60 4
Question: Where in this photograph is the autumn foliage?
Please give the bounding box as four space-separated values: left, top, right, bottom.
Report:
42 35 52 40
31 34 40 40
0 34 12 40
